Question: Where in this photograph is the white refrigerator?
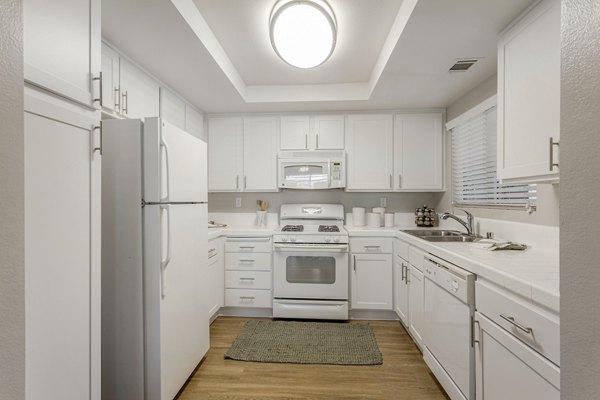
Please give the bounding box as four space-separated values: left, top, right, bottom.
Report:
101 118 209 400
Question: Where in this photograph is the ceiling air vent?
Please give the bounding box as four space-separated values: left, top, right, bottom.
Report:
449 59 478 72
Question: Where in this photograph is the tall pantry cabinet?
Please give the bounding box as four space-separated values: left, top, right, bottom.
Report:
24 1 102 399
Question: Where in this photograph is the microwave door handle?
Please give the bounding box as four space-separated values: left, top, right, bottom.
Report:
328 160 332 187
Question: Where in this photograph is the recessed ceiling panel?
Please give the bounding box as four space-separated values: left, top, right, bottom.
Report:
192 0 403 85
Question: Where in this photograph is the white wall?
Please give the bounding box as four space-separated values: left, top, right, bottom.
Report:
436 74 560 226
0 0 25 399
561 0 600 397
208 191 440 214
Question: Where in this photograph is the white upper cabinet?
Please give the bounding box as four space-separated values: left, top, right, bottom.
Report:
345 114 394 191
280 116 310 150
243 117 279 192
394 113 444 191
160 87 186 130
280 115 344 150
497 0 560 184
119 58 160 119
101 44 120 114
24 0 101 108
311 115 345 150
208 117 244 192
185 105 204 140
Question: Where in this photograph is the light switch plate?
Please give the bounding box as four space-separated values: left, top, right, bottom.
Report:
380 197 387 207
235 197 242 208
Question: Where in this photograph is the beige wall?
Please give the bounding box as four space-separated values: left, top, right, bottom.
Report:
561 0 600 397
436 74 560 226
209 191 440 214
0 0 25 399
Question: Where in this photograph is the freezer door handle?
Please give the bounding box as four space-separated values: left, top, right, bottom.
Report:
160 136 171 202
160 204 172 298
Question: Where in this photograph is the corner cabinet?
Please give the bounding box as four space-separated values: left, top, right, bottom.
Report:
345 114 394 191
208 116 279 192
394 113 444 191
497 0 560 184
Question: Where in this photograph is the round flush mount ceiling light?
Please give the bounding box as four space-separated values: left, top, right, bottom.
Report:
269 0 337 69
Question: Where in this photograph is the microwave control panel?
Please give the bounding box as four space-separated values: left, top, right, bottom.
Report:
331 162 342 183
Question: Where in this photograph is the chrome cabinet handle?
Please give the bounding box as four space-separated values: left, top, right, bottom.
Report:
240 296 255 300
549 137 559 171
244 176 247 190
239 259 255 263
316 133 319 149
305 134 308 149
114 87 120 111
121 90 129 114
398 175 401 189
239 246 255 249
236 175 239 190
92 122 103 155
389 174 392 189
401 263 406 282
500 314 533 334
239 277 255 281
353 255 356 271
92 72 103 107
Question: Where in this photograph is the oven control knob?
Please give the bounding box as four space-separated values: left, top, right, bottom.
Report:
290 236 297 242
333 237 340 243
282 237 288 242
325 237 331 243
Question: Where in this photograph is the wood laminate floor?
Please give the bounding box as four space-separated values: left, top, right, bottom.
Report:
177 317 450 400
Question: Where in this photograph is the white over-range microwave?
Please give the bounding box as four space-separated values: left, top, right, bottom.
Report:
278 151 346 189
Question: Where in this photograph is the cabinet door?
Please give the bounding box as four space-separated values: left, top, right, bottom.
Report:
160 87 186 130
351 253 393 310
394 113 443 190
393 257 409 326
497 0 560 183
475 312 560 400
280 115 310 150
208 117 243 191
408 266 425 347
346 114 394 190
24 95 101 400
207 238 223 320
24 0 101 108
119 58 160 119
312 115 344 150
101 43 120 114
185 105 204 140
243 116 279 192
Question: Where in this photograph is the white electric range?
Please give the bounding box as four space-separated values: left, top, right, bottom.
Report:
272 204 349 320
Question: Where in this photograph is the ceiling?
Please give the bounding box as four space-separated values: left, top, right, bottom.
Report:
102 0 534 113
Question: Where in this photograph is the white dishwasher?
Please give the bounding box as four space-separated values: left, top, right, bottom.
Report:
422 254 475 400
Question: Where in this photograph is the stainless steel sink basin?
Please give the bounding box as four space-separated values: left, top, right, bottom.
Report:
422 236 478 243
402 229 478 243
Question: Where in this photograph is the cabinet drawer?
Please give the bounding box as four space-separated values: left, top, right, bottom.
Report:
394 239 409 261
225 253 272 271
476 280 560 366
225 271 271 290
225 289 272 308
408 246 426 272
350 238 392 254
225 237 272 253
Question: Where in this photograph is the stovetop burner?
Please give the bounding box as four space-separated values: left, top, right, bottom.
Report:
318 225 340 233
281 224 304 232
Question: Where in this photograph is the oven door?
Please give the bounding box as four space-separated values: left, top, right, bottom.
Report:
278 161 331 189
273 244 348 300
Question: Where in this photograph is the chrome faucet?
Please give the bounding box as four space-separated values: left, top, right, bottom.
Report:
441 210 474 236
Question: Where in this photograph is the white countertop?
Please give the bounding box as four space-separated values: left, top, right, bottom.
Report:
208 225 276 241
346 225 560 313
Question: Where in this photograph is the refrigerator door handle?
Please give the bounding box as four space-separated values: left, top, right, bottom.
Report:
160 137 171 203
160 204 172 298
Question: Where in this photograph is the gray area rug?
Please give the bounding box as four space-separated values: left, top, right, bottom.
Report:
224 320 383 365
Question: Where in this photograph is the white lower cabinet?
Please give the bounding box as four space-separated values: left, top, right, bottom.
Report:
475 312 560 400
408 263 425 349
224 237 272 308
350 238 393 310
24 92 101 400
207 237 224 321
393 254 409 326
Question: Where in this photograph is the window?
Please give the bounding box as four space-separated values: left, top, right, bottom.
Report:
450 105 536 208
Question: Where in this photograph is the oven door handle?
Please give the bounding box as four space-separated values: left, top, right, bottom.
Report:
274 244 349 252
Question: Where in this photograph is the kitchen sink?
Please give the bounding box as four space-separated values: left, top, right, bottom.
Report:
402 229 478 243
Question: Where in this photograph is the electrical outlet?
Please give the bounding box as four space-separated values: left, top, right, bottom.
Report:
235 197 242 208
380 197 387 207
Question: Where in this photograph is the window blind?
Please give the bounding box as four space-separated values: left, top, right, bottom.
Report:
451 106 536 207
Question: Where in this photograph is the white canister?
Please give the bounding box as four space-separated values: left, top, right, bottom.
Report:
367 213 381 228
352 207 366 226
372 207 386 225
345 213 353 227
384 213 394 227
